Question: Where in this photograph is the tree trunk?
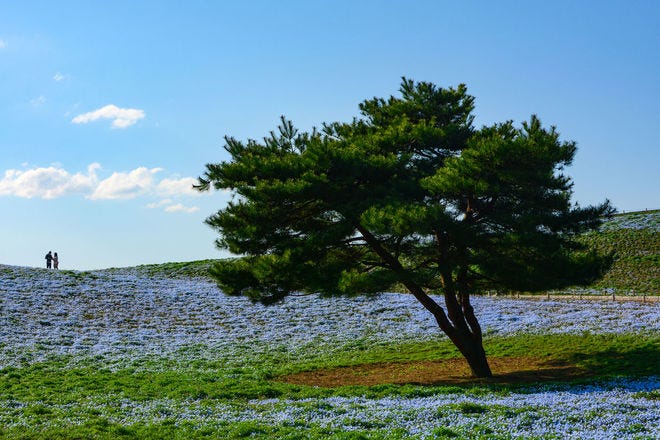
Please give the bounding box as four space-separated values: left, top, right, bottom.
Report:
453 332 492 378
406 284 494 377
353 223 493 378
403 275 494 378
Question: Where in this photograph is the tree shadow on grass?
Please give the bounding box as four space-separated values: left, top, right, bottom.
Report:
278 356 587 387
566 343 660 378
278 343 659 388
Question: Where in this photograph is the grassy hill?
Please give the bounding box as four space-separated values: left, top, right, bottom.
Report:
577 210 659 295
123 259 218 279
129 210 660 295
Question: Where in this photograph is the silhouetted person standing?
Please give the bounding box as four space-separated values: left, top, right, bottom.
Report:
45 251 53 269
53 252 59 270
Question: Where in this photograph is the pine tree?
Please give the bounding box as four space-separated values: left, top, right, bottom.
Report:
197 78 613 377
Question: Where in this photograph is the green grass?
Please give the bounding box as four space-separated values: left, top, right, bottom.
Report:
0 420 412 440
578 228 659 294
131 260 218 279
574 211 659 294
488 333 660 377
1 333 657 404
1 332 657 438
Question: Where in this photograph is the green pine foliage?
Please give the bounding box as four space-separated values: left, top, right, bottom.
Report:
198 78 612 302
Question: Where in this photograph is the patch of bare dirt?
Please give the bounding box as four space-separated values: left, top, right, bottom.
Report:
278 356 590 387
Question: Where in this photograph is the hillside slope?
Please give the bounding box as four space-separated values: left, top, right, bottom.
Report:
3 211 655 295
129 210 659 296
577 210 659 294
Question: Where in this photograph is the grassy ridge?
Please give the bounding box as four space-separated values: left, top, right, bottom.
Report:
136 211 660 295
574 210 659 294
579 228 659 293
130 259 217 279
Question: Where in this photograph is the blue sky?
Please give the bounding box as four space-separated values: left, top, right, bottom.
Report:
1 1 659 270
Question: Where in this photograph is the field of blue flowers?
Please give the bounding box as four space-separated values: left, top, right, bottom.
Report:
1 260 658 439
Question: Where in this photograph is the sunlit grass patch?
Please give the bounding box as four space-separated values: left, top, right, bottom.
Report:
578 219 659 294
0 348 658 438
634 389 660 400
1 333 656 416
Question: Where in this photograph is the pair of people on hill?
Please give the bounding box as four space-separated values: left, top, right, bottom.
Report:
45 251 59 269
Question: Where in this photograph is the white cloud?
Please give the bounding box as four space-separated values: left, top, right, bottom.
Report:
89 167 161 200
53 72 66 82
164 203 199 214
0 163 98 199
156 177 198 197
72 104 145 128
0 163 205 204
0 39 6 49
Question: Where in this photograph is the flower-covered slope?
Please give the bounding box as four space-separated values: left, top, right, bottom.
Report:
1 265 658 369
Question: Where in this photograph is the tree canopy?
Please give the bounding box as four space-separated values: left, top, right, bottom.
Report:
198 78 613 377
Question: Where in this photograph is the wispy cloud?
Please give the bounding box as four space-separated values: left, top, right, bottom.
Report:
164 203 199 213
30 95 47 107
72 104 145 129
0 164 203 205
145 198 199 214
0 39 6 49
146 199 173 209
53 72 66 82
